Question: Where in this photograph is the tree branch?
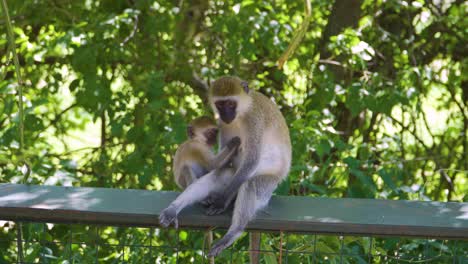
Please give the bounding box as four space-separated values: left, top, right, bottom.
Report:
33 103 78 141
277 0 311 69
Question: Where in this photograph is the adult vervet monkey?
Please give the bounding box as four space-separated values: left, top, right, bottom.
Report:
159 77 291 258
206 76 292 257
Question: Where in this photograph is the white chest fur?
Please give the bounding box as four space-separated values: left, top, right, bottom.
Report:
219 121 289 178
255 128 289 177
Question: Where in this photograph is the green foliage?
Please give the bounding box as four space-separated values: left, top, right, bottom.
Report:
0 0 467 262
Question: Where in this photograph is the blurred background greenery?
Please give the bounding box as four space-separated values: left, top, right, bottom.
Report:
0 0 467 262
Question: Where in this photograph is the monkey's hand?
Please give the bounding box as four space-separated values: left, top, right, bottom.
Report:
205 193 230 215
159 205 179 229
199 197 214 207
200 191 221 208
226 136 241 150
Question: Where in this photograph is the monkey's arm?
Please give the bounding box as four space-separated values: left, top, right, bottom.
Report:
189 163 209 180
209 136 241 170
206 135 260 215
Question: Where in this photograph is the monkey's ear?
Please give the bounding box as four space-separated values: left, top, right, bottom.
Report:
187 125 195 139
240 81 249 93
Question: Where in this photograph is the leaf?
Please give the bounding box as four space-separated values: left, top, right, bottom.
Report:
343 157 360 169
345 84 365 116
316 139 331 158
350 168 376 191
69 79 81 92
315 241 336 254
378 168 397 190
275 177 290 195
71 46 97 76
179 231 188 241
303 182 327 194
261 241 278 264
139 166 152 187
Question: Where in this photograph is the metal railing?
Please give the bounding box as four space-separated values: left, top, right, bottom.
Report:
0 184 467 263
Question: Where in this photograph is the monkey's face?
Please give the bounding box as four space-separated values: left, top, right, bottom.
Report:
203 128 218 146
214 99 237 124
188 116 217 142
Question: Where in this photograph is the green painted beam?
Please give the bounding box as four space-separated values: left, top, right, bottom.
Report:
0 184 466 239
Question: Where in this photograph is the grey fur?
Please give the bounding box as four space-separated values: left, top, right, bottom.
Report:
159 168 235 228
208 174 278 257
159 136 240 228
159 205 178 228
189 164 207 181
210 137 240 170
207 77 292 257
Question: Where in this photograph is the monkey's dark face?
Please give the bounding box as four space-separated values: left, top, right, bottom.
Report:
203 128 218 146
215 99 237 124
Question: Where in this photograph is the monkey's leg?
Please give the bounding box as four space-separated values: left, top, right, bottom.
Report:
160 169 233 228
189 163 209 181
160 171 217 228
208 174 277 257
200 138 239 209
179 164 207 189
208 181 256 257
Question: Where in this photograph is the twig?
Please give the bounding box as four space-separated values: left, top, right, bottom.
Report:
120 13 139 46
1 1 26 262
1 0 24 151
51 0 75 23
278 231 283 264
33 103 78 141
317 59 345 67
277 0 311 69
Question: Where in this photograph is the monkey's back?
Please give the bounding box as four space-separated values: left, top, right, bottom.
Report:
253 92 290 138
173 140 215 189
246 91 292 180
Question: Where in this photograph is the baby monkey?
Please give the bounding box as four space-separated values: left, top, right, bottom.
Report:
160 116 240 228
168 116 240 264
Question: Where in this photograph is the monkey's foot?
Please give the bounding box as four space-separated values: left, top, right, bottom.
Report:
207 238 229 257
200 198 213 207
205 204 227 215
201 192 220 207
205 193 231 215
159 206 178 228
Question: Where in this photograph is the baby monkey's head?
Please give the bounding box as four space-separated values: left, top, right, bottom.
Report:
187 116 218 146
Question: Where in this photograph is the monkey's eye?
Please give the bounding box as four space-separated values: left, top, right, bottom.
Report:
225 100 237 108
215 101 224 108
